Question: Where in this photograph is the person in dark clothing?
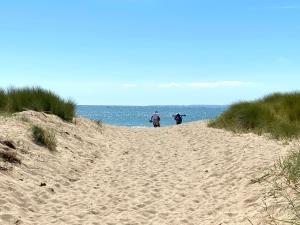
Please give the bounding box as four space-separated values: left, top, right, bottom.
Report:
173 113 186 125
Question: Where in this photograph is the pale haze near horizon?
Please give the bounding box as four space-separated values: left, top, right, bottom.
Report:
0 0 299 105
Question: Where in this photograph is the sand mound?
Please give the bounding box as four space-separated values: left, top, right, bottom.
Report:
0 111 293 224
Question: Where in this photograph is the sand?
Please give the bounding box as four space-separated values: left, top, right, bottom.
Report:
0 111 293 225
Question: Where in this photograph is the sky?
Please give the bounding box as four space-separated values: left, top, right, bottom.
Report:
0 0 299 105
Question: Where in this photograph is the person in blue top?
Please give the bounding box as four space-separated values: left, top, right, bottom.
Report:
173 113 186 125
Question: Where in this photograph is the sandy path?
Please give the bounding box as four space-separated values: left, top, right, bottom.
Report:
0 112 291 225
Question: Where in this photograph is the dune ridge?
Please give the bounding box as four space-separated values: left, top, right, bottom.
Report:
0 111 293 224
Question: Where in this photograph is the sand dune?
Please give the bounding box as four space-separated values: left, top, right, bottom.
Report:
0 111 292 225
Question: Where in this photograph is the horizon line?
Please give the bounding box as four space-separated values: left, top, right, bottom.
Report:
76 104 229 107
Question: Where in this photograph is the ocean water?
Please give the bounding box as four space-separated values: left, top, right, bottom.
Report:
77 105 227 127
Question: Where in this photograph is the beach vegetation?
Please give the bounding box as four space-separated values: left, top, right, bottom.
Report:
32 125 57 151
262 149 300 224
95 119 103 127
0 87 75 121
0 88 7 110
281 150 300 185
209 92 300 139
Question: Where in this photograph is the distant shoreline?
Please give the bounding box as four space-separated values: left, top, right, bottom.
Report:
77 104 229 107
76 105 227 127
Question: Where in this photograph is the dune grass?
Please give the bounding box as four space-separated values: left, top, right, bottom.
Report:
280 150 300 224
95 119 103 127
281 150 300 185
208 92 300 139
32 125 57 151
0 87 75 121
262 150 300 224
0 89 7 111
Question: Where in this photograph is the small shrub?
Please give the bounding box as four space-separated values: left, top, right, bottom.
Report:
32 125 57 151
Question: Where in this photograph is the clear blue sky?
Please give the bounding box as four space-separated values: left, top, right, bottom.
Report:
0 0 299 105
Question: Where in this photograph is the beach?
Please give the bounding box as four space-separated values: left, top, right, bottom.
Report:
0 111 292 225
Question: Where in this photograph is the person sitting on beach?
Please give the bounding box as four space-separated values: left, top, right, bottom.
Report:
150 111 160 127
173 113 186 125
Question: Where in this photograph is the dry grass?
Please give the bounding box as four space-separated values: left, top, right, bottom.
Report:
261 149 300 224
95 120 103 128
32 125 57 151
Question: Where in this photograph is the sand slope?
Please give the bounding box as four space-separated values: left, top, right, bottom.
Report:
0 111 292 225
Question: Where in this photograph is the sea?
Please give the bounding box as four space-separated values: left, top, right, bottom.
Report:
76 105 228 127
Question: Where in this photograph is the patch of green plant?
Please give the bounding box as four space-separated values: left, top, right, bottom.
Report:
209 92 300 139
32 125 57 151
0 87 75 121
95 120 103 127
263 150 300 224
0 89 7 111
281 150 300 185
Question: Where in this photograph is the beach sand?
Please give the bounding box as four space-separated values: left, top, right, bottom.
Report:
0 111 293 225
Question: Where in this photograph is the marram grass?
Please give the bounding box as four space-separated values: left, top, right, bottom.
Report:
32 125 57 151
209 92 300 139
0 87 75 121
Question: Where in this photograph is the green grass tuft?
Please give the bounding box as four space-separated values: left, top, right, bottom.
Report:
209 92 300 139
0 87 75 121
281 150 300 184
32 125 57 151
95 119 103 127
263 150 300 224
0 88 7 111
0 87 76 121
